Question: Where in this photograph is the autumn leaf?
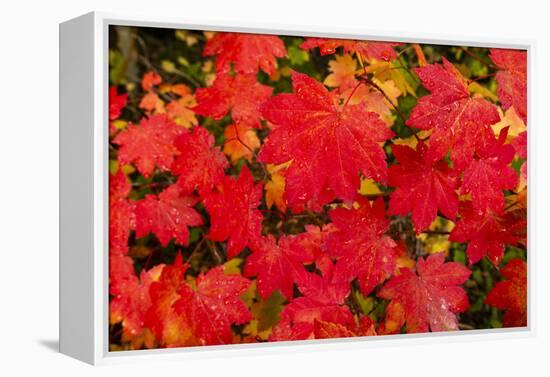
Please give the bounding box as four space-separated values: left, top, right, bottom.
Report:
326 197 397 295
340 83 395 126
450 202 524 265
492 107 526 138
407 58 500 170
313 317 376 339
286 224 336 273
264 163 288 212
109 86 127 120
270 263 354 341
485 258 527 327
378 252 471 333
194 73 273 128
203 32 286 75
301 37 399 62
113 115 185 178
223 123 260 163
166 94 198 128
460 129 518 213
110 254 164 343
388 142 459 232
244 235 307 300
134 185 203 247
141 71 162 91
490 49 527 123
324 54 358 89
171 126 229 195
203 166 263 258
139 92 164 114
145 254 193 347
173 265 252 345
259 71 393 211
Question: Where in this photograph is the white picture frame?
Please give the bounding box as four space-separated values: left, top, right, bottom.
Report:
59 11 535 365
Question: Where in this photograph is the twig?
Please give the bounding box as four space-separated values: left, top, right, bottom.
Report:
205 239 223 265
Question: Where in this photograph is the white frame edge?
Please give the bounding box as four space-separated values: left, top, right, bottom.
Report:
59 11 536 366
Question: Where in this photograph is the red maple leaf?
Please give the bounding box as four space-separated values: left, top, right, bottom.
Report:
134 185 203 247
194 73 273 128
378 252 471 333
286 224 337 274
326 197 397 295
110 254 164 341
203 166 263 258
173 265 252 345
203 32 286 75
145 254 193 347
313 316 376 339
244 235 308 300
141 71 162 91
270 263 354 341
485 258 527 327
407 58 500 170
109 86 127 120
450 202 523 265
460 129 518 213
300 37 399 61
113 115 185 178
490 49 527 123
171 126 229 195
109 171 134 254
259 71 393 211
388 142 459 232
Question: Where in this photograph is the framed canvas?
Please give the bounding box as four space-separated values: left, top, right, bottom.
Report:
59 11 533 365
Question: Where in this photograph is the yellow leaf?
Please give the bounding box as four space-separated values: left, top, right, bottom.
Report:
224 258 243 275
359 178 382 196
161 60 176 73
418 217 455 255
324 54 358 88
492 107 526 138
175 30 198 47
111 119 128 131
364 60 415 97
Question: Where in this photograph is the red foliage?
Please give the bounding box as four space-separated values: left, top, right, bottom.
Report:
171 126 229 195
378 253 471 333
300 37 399 61
259 71 393 211
490 49 527 123
388 142 459 232
486 258 527 327
326 198 396 295
203 32 286 75
407 58 500 170
134 185 203 247
108 33 528 350
194 73 273 128
113 115 185 178
203 166 263 258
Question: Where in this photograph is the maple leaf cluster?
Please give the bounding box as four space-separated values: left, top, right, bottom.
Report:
108 29 528 351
